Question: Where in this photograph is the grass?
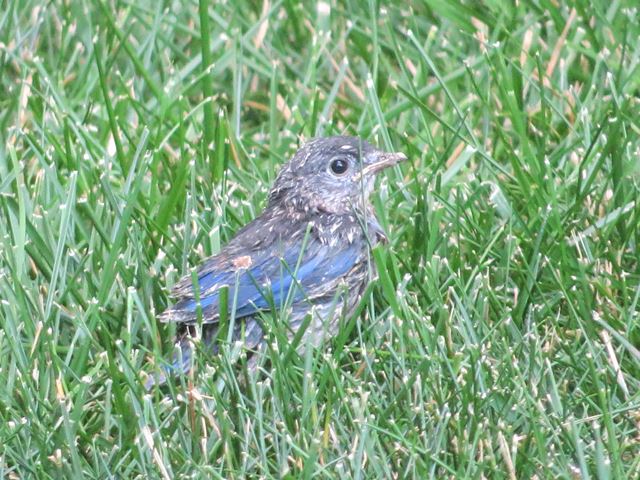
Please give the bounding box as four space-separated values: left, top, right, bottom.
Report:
1 0 639 478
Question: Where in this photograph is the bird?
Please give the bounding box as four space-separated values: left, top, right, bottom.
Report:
146 136 406 387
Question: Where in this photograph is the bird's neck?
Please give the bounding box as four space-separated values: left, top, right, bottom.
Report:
263 204 384 246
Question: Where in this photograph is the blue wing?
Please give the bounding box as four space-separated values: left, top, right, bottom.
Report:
161 236 362 325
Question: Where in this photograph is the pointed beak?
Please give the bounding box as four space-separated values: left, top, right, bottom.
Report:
359 151 407 178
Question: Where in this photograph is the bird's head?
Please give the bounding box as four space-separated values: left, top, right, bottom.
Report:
269 136 406 215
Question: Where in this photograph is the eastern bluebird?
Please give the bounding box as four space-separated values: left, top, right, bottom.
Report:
147 136 406 387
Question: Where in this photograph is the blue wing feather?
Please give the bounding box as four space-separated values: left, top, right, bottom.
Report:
172 238 361 322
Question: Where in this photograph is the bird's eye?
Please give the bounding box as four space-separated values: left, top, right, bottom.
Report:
330 158 349 175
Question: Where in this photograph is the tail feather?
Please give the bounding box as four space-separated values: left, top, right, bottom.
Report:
144 339 193 390
144 319 266 389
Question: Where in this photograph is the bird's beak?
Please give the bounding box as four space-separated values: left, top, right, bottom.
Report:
358 151 407 179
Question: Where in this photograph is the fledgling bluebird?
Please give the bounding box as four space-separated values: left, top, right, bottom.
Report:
147 136 406 387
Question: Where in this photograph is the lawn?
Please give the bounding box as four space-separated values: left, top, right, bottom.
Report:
1 0 639 478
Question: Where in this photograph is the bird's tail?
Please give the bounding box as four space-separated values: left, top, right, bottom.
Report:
143 321 266 389
144 337 194 390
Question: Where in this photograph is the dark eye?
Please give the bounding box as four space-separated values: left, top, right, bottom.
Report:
330 158 349 175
